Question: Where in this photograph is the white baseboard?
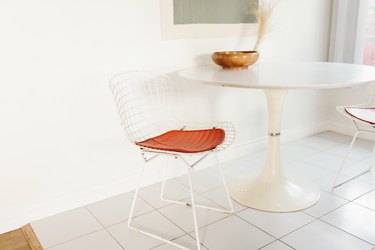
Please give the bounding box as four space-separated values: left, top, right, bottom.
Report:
219 121 329 162
0 121 330 234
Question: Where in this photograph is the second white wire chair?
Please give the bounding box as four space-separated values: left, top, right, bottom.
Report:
109 71 235 250
333 83 375 188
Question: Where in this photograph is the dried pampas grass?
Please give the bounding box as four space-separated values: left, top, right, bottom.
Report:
250 0 278 51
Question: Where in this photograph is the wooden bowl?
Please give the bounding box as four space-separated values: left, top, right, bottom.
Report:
212 51 259 70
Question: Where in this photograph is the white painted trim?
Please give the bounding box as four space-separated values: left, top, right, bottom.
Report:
0 120 333 234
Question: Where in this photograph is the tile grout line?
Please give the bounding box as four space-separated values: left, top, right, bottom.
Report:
331 184 375 203
316 218 375 247
142 175 252 249
137 191 205 249
85 206 125 250
44 228 104 249
297 192 375 247
42 207 108 249
353 195 375 212
272 215 321 242
233 214 277 241
154 200 230 249
86 187 202 250
301 199 351 219
257 239 297 250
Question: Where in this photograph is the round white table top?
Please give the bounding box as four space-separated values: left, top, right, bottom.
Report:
179 62 375 90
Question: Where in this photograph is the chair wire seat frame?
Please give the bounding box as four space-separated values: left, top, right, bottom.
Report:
333 83 375 189
109 71 235 250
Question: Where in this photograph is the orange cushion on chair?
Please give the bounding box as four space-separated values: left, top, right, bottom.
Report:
345 107 375 125
135 128 225 153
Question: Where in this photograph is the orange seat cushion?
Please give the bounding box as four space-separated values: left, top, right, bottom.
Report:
135 128 225 153
345 107 375 125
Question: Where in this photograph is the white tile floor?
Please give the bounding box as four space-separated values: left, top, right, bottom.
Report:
31 131 375 250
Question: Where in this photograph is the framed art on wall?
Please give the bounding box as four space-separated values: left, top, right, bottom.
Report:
160 0 258 39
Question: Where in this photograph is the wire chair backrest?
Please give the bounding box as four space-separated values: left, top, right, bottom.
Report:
109 71 179 143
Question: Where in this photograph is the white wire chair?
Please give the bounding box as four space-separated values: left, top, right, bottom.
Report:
109 71 235 250
333 83 375 189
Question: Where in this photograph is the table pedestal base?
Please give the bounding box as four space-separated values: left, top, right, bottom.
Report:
229 174 320 212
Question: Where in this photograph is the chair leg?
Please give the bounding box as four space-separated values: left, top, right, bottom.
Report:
215 153 234 213
332 130 371 189
128 158 192 250
333 131 358 188
187 166 201 250
160 156 190 206
128 161 146 230
160 154 233 213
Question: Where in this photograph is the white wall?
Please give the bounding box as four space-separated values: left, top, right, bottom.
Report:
0 0 333 232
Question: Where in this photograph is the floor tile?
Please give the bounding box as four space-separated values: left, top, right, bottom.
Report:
327 143 373 161
284 158 373 201
151 234 208 250
242 142 319 167
281 142 320 162
259 240 294 250
159 195 230 233
241 150 267 166
176 168 225 194
220 158 260 179
315 131 352 143
293 135 343 151
303 191 348 218
240 144 316 166
201 187 247 213
195 215 274 250
300 151 356 173
284 160 335 190
322 203 375 245
351 138 375 150
31 207 103 248
285 159 372 201
86 191 154 227
355 190 375 211
47 230 122 250
107 211 185 250
359 170 375 185
237 208 315 238
282 220 373 250
331 179 375 201
340 158 373 179
342 158 375 185
138 180 192 209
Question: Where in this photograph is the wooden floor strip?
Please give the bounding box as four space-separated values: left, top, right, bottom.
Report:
21 225 43 250
0 224 43 250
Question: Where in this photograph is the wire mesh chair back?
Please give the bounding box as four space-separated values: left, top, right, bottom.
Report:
333 82 375 188
110 71 235 250
109 71 180 143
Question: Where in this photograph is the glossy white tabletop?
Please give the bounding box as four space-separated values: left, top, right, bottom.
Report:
179 62 375 89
